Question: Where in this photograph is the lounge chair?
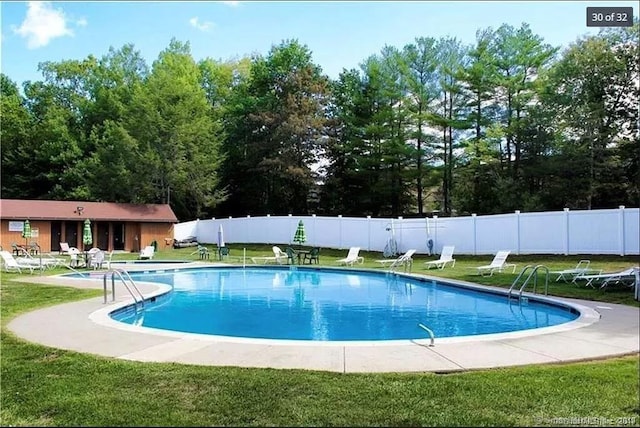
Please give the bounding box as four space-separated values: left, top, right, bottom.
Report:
377 249 417 271
575 267 639 289
59 242 71 255
424 245 456 270
251 246 288 264
474 250 516 276
139 245 155 260
336 247 364 266
550 260 600 282
0 250 36 274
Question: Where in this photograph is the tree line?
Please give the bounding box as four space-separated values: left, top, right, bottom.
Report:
1 21 638 221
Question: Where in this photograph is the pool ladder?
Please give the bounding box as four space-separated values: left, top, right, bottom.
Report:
507 264 550 301
103 268 145 311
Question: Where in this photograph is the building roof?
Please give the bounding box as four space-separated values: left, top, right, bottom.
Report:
0 199 178 223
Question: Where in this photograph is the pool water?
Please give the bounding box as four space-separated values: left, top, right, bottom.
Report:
109 267 579 341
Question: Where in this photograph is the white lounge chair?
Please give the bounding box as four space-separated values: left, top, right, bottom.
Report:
251 246 288 264
575 267 639 289
59 242 71 255
139 245 155 260
336 247 364 266
0 250 36 274
474 250 516 276
424 245 456 270
377 249 417 271
550 260 600 283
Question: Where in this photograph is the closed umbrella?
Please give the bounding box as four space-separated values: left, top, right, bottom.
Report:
83 219 93 250
217 224 226 260
22 219 31 247
293 220 306 246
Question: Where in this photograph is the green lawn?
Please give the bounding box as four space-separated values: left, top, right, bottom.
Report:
1 246 639 426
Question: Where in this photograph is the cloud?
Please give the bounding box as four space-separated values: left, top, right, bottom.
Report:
76 18 88 27
221 1 240 7
189 17 214 32
12 1 74 49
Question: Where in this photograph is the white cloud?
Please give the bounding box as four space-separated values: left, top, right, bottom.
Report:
76 18 88 27
221 1 240 7
189 17 214 32
12 2 73 49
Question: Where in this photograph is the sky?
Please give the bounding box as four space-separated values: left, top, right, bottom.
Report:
1 1 638 85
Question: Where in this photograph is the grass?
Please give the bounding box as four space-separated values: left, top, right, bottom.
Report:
1 245 639 426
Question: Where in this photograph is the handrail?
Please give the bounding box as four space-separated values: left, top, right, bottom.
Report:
508 264 549 300
519 265 549 298
103 268 145 310
417 323 435 347
507 264 535 299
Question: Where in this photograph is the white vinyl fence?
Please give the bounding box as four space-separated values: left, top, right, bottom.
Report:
174 206 640 256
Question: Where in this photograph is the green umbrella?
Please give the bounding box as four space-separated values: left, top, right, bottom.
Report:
83 219 93 249
293 220 306 246
22 219 31 246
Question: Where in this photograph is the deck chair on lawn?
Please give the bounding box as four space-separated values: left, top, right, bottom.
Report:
0 250 36 274
336 247 364 266
251 246 288 265
376 249 417 271
550 259 600 283
424 245 456 270
575 267 639 289
474 250 516 276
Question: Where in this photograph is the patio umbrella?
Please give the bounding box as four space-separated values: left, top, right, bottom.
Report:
293 220 306 246
217 224 225 248
82 219 93 250
22 219 31 247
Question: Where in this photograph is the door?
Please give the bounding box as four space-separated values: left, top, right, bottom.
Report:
64 221 79 248
51 221 62 253
112 222 125 251
97 222 109 250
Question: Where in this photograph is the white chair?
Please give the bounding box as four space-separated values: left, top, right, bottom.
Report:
424 245 456 270
139 245 155 260
251 246 288 264
68 247 83 267
336 247 364 266
575 267 639 289
550 260 599 282
59 242 71 255
0 250 36 274
474 250 516 276
377 249 417 271
89 250 106 270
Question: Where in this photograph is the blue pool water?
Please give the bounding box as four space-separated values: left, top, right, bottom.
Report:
106 267 579 341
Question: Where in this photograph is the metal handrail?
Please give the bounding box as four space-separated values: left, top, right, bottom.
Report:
508 264 549 300
417 323 435 347
103 268 145 310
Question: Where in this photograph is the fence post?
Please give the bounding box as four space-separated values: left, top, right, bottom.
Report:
367 215 371 251
432 215 438 254
246 215 251 245
472 214 477 255
563 208 570 255
515 210 521 255
338 215 343 249
288 214 293 245
619 205 626 256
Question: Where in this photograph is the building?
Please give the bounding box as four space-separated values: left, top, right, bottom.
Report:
0 199 178 253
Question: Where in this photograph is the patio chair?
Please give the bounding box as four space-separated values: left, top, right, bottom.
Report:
474 250 516 276
285 247 297 265
0 250 36 274
424 245 456 270
59 242 71 255
376 249 417 271
89 250 106 270
139 245 155 260
67 247 83 268
575 266 639 289
251 246 288 264
550 259 600 283
303 247 320 264
336 247 364 266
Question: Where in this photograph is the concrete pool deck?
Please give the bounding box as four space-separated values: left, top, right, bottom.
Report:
6 263 640 373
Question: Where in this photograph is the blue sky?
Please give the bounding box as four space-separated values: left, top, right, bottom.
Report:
1 1 637 85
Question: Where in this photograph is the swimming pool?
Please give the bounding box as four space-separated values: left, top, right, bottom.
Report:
107 267 579 341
